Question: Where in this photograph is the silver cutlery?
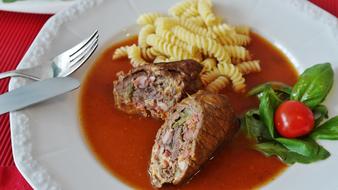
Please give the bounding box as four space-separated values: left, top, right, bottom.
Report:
0 77 80 115
0 30 98 81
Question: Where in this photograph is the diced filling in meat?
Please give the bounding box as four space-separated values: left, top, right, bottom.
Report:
151 103 200 184
122 71 184 117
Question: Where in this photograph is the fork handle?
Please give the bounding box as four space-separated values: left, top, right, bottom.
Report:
0 69 39 81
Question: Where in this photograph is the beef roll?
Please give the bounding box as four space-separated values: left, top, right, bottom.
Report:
113 60 203 120
148 90 239 188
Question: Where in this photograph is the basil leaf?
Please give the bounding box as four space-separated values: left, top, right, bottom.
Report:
248 81 292 97
241 109 272 142
311 116 338 140
256 141 330 164
291 63 334 108
312 105 329 127
3 0 17 2
255 142 309 164
259 88 282 138
275 138 320 157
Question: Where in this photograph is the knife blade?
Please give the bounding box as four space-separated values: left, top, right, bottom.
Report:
0 77 80 115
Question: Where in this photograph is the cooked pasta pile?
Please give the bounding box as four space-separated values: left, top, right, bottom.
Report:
112 0 261 93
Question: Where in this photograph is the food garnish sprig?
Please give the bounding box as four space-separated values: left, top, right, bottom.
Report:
242 63 338 164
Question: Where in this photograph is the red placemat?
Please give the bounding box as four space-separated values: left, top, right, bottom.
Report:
0 1 337 189
311 0 338 17
0 11 51 190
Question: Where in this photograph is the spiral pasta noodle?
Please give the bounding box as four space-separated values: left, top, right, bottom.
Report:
234 25 250 35
236 60 261 75
180 6 199 18
112 46 129 60
224 45 250 60
200 69 220 85
146 34 192 60
156 17 215 39
169 0 197 17
155 27 199 56
137 12 163 25
138 25 155 48
154 55 179 63
154 17 176 30
112 0 260 93
186 16 205 26
172 26 231 63
153 55 168 63
141 47 162 62
231 58 245 65
214 17 223 25
201 58 217 72
210 23 235 36
219 33 251 46
197 0 217 26
176 17 216 39
210 24 251 46
206 76 230 93
127 45 150 67
217 62 246 92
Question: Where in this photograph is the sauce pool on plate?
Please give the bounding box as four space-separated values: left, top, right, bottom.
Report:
79 32 298 190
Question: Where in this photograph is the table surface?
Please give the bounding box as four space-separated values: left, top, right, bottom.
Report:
0 1 337 189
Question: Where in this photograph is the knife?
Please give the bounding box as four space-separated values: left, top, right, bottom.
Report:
0 77 80 115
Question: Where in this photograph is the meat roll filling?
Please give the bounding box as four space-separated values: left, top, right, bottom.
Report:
151 104 200 185
113 60 203 119
149 91 239 188
130 71 184 117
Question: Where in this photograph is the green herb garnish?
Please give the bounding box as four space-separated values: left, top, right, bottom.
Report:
242 63 337 164
2 0 19 3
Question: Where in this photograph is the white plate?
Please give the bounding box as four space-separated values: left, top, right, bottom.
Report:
0 0 76 14
9 0 338 189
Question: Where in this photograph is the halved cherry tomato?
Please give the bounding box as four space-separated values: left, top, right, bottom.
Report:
274 100 314 138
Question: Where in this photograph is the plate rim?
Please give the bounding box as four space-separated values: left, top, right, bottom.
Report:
9 0 105 189
9 0 338 189
0 0 76 14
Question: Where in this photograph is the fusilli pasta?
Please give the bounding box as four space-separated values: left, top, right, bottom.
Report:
172 26 231 63
217 62 246 92
197 0 217 26
138 25 155 48
156 17 215 39
186 16 205 26
169 0 197 17
218 33 251 46
141 47 161 62
112 0 259 93
237 60 261 75
177 17 216 39
200 69 220 85
155 27 199 56
224 45 250 60
137 12 163 25
201 58 217 72
206 76 230 93
127 45 149 67
234 25 250 35
112 46 129 60
153 55 168 63
210 23 234 35
180 6 199 18
146 34 193 60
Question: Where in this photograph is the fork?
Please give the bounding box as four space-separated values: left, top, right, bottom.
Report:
0 30 99 81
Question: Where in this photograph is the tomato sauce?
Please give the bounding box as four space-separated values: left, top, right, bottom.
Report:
79 32 298 189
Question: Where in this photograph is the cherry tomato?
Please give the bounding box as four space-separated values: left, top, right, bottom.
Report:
274 100 314 138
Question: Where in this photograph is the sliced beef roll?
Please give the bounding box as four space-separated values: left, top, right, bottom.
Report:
113 60 203 120
148 90 239 188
